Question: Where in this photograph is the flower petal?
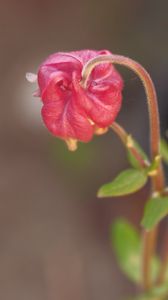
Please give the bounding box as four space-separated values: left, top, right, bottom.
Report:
35 49 124 145
73 74 122 127
38 53 82 95
40 71 71 103
85 91 122 127
41 52 82 67
41 100 94 142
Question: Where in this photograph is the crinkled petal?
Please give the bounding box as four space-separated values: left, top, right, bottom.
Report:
38 53 81 91
85 91 122 127
41 52 82 67
38 54 82 95
35 49 124 144
40 71 72 103
69 50 101 64
73 74 122 127
41 100 94 142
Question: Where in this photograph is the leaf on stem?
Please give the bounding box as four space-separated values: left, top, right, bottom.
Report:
97 168 147 197
111 219 141 283
141 196 168 230
111 219 160 284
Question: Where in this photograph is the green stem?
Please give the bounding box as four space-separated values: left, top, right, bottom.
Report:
81 54 165 290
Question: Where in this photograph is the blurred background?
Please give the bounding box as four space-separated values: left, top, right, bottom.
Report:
0 0 168 299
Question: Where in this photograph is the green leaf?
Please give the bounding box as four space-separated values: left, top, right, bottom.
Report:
160 139 168 164
150 285 168 298
128 284 168 300
129 285 168 300
127 138 149 169
141 196 168 230
111 219 160 285
131 285 168 299
98 169 147 197
111 219 141 283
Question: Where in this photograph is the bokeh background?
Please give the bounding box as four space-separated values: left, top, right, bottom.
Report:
0 0 168 299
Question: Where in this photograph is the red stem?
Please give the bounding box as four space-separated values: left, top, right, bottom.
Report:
81 54 165 290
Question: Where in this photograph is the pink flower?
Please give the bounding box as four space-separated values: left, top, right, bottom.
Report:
31 50 123 150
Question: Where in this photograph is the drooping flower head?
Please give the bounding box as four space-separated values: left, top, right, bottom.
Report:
27 50 123 150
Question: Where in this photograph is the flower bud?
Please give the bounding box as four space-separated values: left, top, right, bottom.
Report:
29 50 123 150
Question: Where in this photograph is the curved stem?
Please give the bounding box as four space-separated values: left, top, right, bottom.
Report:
81 54 165 290
111 122 149 168
111 122 128 145
81 54 165 189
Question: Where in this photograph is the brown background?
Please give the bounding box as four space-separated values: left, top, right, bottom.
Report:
0 0 168 299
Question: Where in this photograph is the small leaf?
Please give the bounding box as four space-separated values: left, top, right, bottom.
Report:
111 219 160 285
141 196 168 230
127 138 149 169
98 169 147 197
160 139 168 164
111 219 141 283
